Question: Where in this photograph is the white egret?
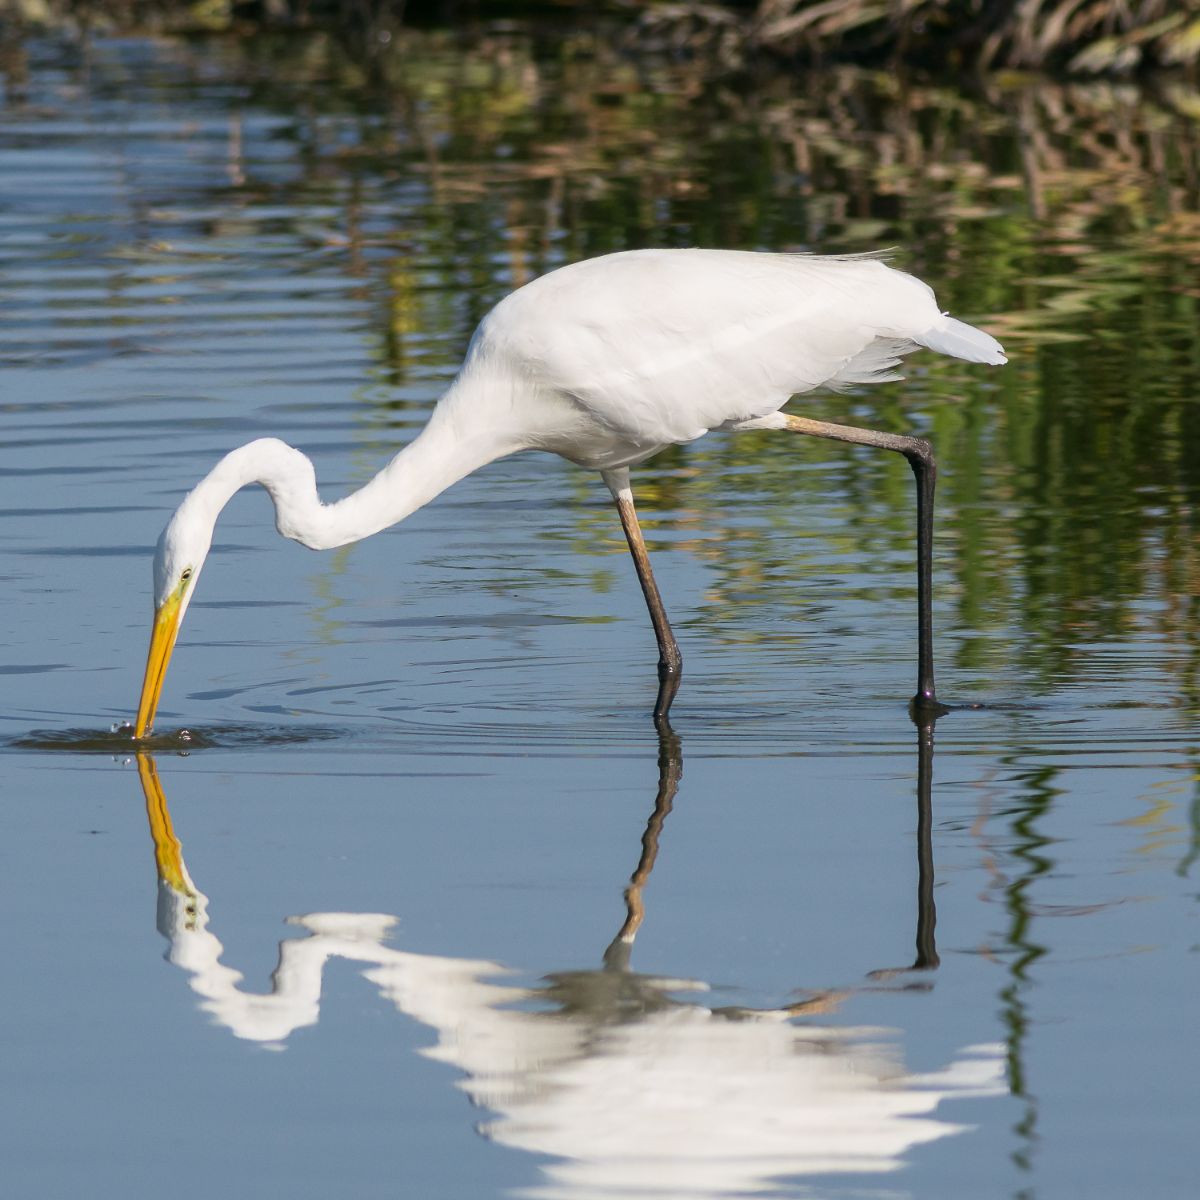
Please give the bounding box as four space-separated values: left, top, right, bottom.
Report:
134 248 1005 736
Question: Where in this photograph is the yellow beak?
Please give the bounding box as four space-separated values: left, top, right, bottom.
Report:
134 589 185 739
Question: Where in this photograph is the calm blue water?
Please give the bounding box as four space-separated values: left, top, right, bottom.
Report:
1 31 1196 1199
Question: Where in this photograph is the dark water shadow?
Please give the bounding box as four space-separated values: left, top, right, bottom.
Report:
8 723 347 753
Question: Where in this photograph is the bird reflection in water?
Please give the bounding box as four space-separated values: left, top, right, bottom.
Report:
135 720 1003 1195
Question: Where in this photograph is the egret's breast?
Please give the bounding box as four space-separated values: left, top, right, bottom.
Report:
525 386 681 471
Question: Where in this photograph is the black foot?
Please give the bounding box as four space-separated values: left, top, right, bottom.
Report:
909 692 950 724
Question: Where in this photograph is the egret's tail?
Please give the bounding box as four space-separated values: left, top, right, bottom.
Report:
916 317 1006 366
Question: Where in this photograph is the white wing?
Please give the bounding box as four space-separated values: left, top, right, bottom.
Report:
469 249 1004 466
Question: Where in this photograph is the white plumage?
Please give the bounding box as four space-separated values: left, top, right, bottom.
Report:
462 249 1004 469
134 248 1006 735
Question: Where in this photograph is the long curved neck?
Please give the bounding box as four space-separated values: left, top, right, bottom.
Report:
183 385 524 552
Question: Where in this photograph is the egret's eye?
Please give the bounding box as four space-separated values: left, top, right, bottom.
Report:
181 568 193 581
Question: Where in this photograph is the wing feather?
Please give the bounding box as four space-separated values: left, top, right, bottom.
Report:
472 249 1002 461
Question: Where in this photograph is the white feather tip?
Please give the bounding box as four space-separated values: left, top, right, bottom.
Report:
918 316 1006 366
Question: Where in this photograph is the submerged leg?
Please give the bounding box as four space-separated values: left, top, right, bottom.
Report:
780 414 942 712
603 468 682 724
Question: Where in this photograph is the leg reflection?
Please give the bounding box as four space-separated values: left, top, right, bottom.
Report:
914 712 940 971
868 710 941 982
605 721 682 966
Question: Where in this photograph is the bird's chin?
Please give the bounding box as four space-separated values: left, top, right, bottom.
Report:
135 591 185 738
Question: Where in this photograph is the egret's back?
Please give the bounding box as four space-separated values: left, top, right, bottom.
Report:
465 249 1004 469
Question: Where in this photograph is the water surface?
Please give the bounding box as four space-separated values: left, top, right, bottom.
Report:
1 29 1197 1199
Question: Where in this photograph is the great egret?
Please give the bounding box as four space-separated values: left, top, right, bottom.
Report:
134 249 1005 736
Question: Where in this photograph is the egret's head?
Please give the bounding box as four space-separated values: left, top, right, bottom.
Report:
135 503 214 739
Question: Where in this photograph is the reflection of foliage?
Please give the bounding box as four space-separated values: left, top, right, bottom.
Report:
8 1 1200 73
988 763 1054 1179
750 0 1200 73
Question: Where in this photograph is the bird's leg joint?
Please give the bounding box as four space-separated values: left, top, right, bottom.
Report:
901 435 935 478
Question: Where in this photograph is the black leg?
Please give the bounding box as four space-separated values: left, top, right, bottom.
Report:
782 415 944 712
905 438 940 713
